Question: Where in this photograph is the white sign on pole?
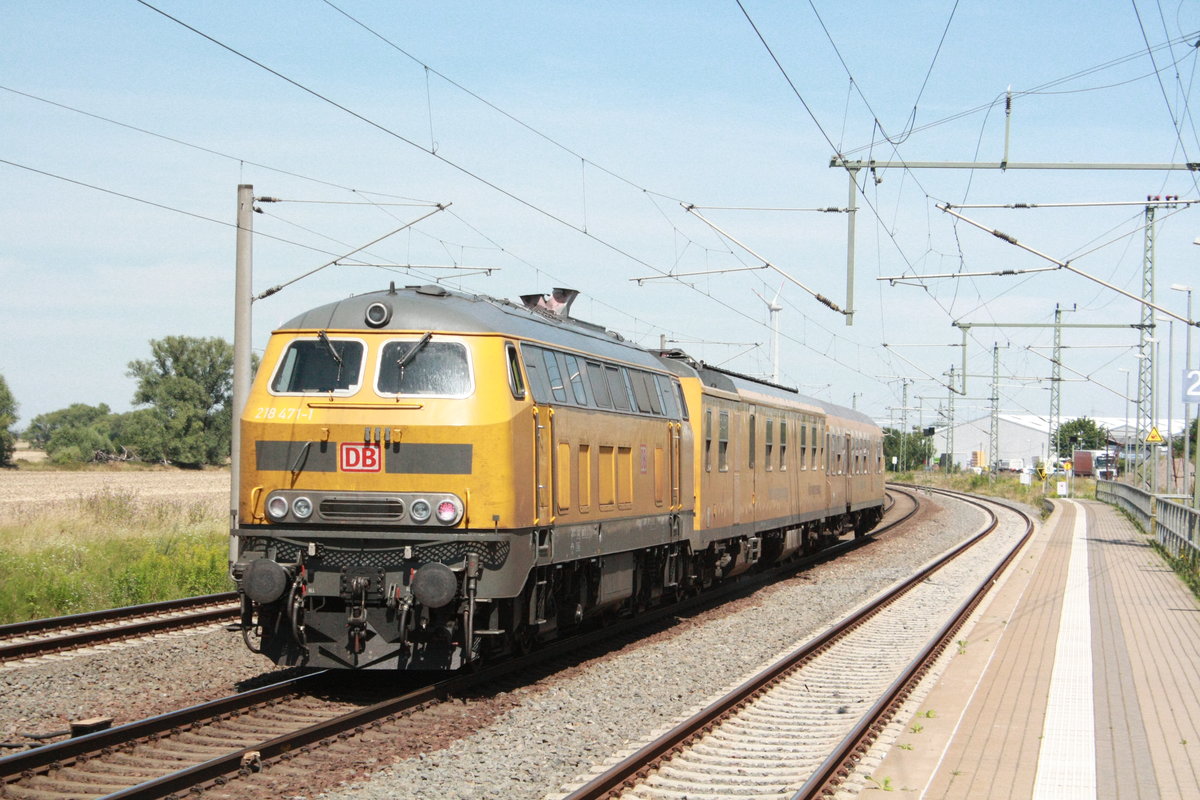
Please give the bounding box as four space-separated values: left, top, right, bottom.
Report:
1184 369 1200 404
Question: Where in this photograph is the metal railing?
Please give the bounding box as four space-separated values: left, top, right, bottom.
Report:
1097 479 1200 561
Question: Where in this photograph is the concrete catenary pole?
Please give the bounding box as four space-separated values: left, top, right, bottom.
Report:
231 185 254 565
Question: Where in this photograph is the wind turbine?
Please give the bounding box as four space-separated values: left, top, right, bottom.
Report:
752 282 785 384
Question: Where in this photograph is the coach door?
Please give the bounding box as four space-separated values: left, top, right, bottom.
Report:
533 406 555 525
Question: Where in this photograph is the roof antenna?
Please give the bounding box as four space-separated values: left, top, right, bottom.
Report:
388 281 397 295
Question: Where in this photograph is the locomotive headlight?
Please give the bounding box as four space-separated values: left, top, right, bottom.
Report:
435 498 462 525
266 495 290 521
409 498 432 523
292 496 313 520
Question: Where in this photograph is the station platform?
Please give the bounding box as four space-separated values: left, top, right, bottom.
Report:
864 497 1200 799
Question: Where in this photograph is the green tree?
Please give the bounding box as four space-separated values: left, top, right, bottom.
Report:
1052 417 1109 457
127 336 235 467
883 427 936 471
0 374 17 467
47 422 114 465
110 408 169 463
25 403 112 453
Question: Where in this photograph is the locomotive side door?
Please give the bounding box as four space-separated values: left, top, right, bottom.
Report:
533 405 555 525
669 421 682 511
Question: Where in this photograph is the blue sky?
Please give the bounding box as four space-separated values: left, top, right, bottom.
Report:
3 1 1200 442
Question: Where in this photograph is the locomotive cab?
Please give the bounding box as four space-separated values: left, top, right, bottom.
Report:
232 286 537 669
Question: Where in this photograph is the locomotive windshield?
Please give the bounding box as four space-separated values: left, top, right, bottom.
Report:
377 339 472 397
270 337 364 394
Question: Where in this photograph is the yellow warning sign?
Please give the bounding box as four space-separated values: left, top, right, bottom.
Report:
1146 427 1165 445
1062 460 1072 472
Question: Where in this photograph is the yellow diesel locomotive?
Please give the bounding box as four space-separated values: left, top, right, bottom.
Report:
231 284 884 670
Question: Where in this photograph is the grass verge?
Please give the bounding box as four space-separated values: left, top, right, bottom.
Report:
0 488 230 624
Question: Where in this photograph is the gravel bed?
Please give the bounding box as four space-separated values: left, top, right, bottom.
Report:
313 493 1027 800
0 624 292 743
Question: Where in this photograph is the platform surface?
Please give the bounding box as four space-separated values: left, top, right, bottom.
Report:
864 497 1200 799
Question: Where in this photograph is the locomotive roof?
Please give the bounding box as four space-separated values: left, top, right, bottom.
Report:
277 284 668 371
279 284 876 429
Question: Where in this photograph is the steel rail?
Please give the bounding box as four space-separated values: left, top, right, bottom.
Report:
561 486 1010 800
793 488 1034 799
0 593 239 662
0 592 237 637
0 671 332 779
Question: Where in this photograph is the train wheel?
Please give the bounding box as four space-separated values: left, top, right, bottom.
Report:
512 623 536 655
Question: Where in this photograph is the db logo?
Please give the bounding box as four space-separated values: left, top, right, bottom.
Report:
340 442 382 472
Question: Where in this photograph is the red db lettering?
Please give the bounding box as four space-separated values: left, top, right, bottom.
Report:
340 443 382 472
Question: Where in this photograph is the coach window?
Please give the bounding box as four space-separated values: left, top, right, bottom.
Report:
799 423 807 470
563 353 588 404
748 413 756 469
606 366 632 411
779 420 787 470
506 344 525 399
704 409 713 472
541 349 567 402
271 336 365 395
718 410 730 472
765 419 774 471
587 361 611 408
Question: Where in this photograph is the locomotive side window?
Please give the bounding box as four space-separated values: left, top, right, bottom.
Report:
586 361 611 407
270 337 364 395
606 366 632 411
563 354 589 404
506 343 526 399
377 340 472 397
520 345 552 402
630 370 653 413
541 349 568 402
655 375 678 418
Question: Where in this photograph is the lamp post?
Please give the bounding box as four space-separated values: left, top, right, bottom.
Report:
1156 316 1177 492
1171 284 1192 497
1118 367 1130 479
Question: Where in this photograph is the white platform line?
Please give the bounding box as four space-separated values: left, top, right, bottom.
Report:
1031 499 1096 799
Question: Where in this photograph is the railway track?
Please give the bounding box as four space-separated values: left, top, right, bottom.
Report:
0 593 239 664
559 486 1033 800
0 490 923 799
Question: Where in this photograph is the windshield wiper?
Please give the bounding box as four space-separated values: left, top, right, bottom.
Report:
318 330 344 383
396 332 433 370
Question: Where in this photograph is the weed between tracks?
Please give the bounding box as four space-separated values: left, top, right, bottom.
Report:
0 488 229 624
894 470 1095 509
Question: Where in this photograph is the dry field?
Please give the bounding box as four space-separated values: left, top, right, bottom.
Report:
0 468 230 523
